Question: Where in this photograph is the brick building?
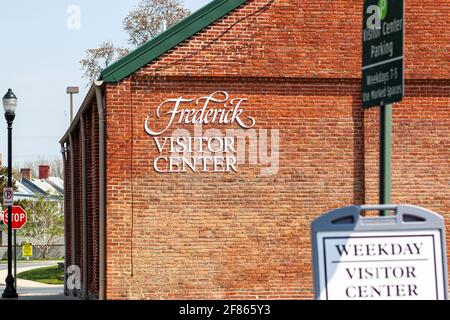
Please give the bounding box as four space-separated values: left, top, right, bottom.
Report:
60 0 449 300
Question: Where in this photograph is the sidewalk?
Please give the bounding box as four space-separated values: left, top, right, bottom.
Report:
0 261 67 299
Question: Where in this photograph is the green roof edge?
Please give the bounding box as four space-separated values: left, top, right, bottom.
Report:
100 0 247 83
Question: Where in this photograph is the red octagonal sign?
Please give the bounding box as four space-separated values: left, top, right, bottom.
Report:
3 206 27 230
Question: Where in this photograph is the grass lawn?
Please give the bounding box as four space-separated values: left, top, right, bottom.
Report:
17 265 64 285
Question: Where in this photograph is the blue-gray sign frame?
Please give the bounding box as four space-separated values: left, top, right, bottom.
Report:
311 205 448 300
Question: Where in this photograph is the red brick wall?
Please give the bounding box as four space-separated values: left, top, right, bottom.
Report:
104 79 450 300
73 128 83 289
137 0 449 80
64 103 101 298
105 80 134 299
85 105 101 298
102 0 450 299
364 80 450 213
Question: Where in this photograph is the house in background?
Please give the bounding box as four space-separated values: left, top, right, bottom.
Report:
19 166 64 201
1 165 64 246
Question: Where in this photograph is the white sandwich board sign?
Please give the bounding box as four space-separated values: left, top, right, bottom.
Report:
311 205 448 300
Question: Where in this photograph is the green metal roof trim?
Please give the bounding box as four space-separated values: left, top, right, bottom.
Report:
100 0 247 83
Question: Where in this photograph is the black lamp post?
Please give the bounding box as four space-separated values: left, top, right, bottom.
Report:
2 89 18 299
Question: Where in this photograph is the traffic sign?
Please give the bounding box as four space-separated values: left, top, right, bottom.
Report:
3 206 28 230
312 205 448 300
22 242 33 258
3 187 14 206
362 0 404 107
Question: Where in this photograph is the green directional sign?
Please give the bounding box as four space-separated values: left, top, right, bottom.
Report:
362 0 404 108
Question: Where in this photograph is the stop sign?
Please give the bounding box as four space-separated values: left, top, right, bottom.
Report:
3 206 27 230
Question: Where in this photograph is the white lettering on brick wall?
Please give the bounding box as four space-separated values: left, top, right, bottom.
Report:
144 91 279 176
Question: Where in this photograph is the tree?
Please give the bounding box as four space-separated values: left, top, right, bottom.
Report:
123 0 191 48
18 197 64 259
50 158 64 180
0 166 9 203
80 0 190 84
13 157 65 180
80 41 129 85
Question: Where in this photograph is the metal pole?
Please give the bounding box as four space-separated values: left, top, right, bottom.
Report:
14 230 17 289
70 93 74 123
2 120 17 298
380 104 392 216
95 83 106 300
66 87 79 124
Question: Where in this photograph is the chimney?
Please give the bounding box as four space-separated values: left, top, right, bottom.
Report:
39 165 50 180
21 168 32 180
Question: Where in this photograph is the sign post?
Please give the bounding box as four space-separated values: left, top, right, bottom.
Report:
3 206 27 290
312 205 448 300
13 230 16 289
380 104 392 213
362 0 404 215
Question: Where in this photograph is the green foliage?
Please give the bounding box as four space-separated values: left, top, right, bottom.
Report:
16 196 64 259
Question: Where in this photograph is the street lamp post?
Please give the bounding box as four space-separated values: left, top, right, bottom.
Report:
66 86 79 124
2 89 18 299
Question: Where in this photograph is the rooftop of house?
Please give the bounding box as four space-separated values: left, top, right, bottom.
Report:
46 177 64 194
14 165 64 200
15 180 35 197
22 178 62 196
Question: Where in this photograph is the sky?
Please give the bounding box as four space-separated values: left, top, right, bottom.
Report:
0 0 210 167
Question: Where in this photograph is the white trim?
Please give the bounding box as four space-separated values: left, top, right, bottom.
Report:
363 55 403 70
